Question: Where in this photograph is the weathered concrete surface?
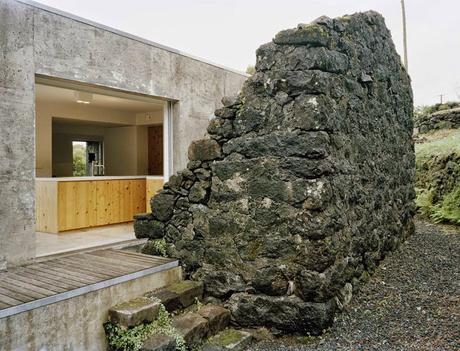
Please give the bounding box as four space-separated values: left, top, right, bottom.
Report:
137 11 414 334
0 266 181 351
0 0 246 268
0 0 36 267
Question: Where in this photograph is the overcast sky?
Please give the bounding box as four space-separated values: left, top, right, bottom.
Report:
35 0 459 106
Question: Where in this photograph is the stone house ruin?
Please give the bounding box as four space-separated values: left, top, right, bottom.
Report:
135 11 415 333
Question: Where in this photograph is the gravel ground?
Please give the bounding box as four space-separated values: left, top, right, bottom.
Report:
247 220 460 351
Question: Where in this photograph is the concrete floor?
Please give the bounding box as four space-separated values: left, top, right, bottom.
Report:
36 223 136 257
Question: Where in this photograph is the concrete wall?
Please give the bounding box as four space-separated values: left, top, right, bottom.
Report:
0 266 182 351
0 0 246 267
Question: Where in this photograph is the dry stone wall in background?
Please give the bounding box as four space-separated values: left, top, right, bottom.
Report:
135 11 414 334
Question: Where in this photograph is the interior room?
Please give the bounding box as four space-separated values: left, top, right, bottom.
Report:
35 80 167 256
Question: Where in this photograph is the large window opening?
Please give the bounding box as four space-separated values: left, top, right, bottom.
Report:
34 77 171 256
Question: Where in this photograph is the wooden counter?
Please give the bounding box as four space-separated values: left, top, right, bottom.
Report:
36 176 163 233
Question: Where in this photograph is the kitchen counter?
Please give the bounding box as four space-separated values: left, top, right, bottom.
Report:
36 175 163 182
36 176 164 233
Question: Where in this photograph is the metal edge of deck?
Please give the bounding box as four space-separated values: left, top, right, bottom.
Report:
0 260 179 319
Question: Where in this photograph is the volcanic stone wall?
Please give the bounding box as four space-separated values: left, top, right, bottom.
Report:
135 11 414 334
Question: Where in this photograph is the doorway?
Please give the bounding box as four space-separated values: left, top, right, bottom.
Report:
148 126 163 175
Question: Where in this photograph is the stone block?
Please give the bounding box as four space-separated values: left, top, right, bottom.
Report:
198 304 231 334
202 329 253 351
188 139 222 161
108 297 161 328
167 280 204 308
172 312 209 347
142 333 176 351
145 289 181 313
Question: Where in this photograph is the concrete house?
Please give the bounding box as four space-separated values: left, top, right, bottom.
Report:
0 0 246 269
0 2 246 346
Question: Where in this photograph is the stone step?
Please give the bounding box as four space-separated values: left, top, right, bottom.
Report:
141 333 176 351
145 280 203 312
197 304 231 335
108 296 161 328
172 312 209 348
140 304 230 350
202 329 253 351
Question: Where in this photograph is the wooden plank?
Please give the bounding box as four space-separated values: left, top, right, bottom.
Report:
18 267 85 289
0 276 57 297
12 270 71 292
96 181 110 226
32 263 100 284
0 301 11 309
88 181 98 227
0 281 46 300
111 250 172 264
81 252 150 271
57 256 127 277
89 249 156 266
76 253 147 272
0 292 23 306
41 260 111 281
35 180 58 233
120 180 133 222
131 179 146 215
0 286 33 303
146 178 164 211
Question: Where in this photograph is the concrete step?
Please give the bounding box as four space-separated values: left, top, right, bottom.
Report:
145 280 203 312
108 296 161 328
202 329 254 351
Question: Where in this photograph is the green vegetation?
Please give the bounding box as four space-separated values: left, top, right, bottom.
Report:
415 129 460 162
105 304 186 351
72 142 87 176
142 238 168 257
415 129 460 224
414 101 460 119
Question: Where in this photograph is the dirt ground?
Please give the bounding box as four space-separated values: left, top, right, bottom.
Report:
247 220 460 351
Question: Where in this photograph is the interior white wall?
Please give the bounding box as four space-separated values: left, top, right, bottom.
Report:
36 100 162 177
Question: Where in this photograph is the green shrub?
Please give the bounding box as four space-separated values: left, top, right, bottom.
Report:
104 304 186 351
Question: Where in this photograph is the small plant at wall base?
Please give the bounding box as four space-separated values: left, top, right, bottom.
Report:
141 238 168 257
104 304 186 351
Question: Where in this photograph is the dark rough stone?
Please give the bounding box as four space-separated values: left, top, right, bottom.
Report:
188 139 222 161
139 11 414 334
189 181 209 203
151 193 175 221
226 293 336 335
252 267 288 296
195 268 246 298
415 107 460 133
141 334 176 351
134 219 165 239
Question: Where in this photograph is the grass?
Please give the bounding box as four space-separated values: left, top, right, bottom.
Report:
415 129 460 224
415 129 460 162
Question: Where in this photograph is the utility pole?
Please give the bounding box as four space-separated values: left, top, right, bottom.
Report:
401 0 408 71
439 94 443 104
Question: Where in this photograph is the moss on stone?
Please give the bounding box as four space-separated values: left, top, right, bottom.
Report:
210 328 245 347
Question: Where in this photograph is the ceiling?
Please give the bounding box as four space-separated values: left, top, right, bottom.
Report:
35 84 164 113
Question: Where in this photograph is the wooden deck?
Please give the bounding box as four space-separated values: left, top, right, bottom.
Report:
0 249 178 318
